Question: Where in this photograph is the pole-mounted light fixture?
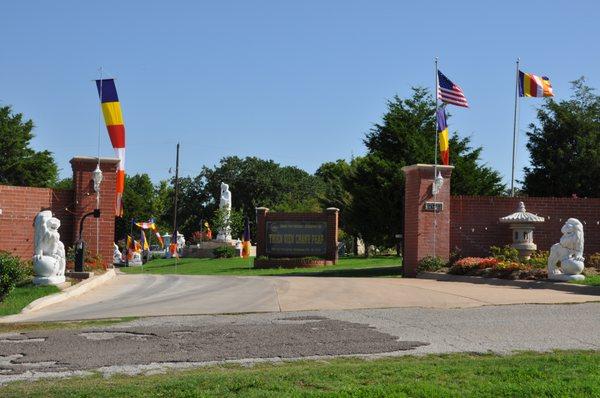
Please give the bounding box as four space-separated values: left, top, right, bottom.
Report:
92 163 103 193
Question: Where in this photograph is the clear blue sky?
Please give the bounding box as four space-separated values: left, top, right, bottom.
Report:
2 1 599 188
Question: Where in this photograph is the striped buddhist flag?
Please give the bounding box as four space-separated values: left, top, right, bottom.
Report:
135 219 164 247
437 70 469 108
242 217 251 259
140 229 149 251
436 107 450 165
519 71 553 97
96 79 126 216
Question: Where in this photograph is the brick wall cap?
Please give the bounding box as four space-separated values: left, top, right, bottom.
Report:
70 156 120 165
401 164 455 173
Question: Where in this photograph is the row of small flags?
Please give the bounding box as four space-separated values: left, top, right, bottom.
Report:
435 69 554 166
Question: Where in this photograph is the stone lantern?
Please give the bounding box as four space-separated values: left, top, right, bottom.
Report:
499 202 545 259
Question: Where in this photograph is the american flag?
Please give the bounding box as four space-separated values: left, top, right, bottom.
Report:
437 70 469 108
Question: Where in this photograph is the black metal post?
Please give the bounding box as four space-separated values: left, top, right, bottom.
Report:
75 209 101 272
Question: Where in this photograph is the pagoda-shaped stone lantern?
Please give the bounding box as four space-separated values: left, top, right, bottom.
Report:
499 202 545 259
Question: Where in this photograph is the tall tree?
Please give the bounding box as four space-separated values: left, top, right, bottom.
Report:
0 106 58 187
523 78 600 197
343 88 504 247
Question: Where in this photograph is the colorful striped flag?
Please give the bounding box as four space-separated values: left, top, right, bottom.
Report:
437 71 469 108
135 219 164 247
96 79 126 216
436 107 450 165
140 229 149 251
519 71 553 97
242 217 251 259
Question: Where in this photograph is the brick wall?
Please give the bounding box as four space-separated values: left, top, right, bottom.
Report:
255 207 339 263
0 185 74 260
451 196 600 257
0 156 119 268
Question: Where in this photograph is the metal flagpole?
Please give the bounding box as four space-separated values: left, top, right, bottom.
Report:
511 58 520 197
433 57 439 258
96 68 103 257
173 142 180 272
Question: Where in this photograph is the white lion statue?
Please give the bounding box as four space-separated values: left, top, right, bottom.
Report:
547 218 585 281
33 210 66 285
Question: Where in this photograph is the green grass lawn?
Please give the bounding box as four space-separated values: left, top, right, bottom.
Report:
2 351 600 397
120 256 402 277
0 283 60 316
572 274 600 286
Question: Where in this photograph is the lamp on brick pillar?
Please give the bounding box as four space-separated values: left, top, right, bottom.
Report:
75 162 103 273
71 156 119 271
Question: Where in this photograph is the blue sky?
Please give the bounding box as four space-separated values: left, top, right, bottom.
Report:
2 1 599 188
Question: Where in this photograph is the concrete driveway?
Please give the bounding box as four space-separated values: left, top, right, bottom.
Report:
4 272 600 322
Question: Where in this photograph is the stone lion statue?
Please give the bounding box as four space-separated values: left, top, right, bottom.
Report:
33 210 66 285
547 218 585 281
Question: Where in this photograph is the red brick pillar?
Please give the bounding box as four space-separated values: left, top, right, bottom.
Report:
326 207 339 264
402 164 454 277
255 207 269 257
71 156 119 268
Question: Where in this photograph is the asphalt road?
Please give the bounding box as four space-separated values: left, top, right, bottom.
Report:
1 303 600 384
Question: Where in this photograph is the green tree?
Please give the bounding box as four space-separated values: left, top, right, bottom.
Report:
344 88 504 247
523 78 600 197
117 174 165 242
0 106 58 187
315 159 353 229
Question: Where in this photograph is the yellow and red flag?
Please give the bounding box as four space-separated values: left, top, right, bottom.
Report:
96 79 126 216
436 107 450 165
242 217 251 258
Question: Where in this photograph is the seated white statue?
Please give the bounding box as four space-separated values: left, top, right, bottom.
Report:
33 210 66 285
547 218 585 281
113 243 123 264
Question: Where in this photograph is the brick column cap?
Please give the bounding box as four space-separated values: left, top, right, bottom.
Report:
401 164 455 173
70 156 120 172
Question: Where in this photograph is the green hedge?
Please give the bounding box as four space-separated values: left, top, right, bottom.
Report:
0 251 27 301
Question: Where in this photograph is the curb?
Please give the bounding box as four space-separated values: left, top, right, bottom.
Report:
21 268 116 314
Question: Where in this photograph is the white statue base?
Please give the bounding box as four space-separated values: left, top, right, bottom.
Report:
216 233 232 243
548 273 585 282
33 275 66 285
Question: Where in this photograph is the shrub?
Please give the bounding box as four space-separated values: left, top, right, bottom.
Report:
524 251 549 269
417 256 447 272
587 253 600 270
213 246 238 259
490 245 520 262
0 251 26 301
449 247 463 266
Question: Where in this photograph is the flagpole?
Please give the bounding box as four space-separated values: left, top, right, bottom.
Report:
173 142 180 271
511 58 520 197
433 57 439 259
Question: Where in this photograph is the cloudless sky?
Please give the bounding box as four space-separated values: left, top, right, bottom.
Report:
2 1 599 188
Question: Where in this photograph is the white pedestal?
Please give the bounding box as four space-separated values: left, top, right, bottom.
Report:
548 274 585 282
33 275 66 286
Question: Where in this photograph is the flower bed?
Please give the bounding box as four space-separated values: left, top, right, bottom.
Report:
450 257 548 280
